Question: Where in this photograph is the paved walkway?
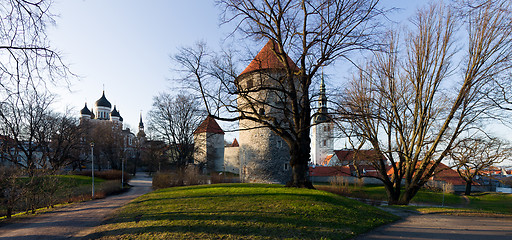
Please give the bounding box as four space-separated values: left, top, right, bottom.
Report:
354 208 512 240
0 174 152 240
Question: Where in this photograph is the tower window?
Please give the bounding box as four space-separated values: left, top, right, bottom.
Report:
323 126 327 131
277 140 282 148
259 108 265 115
323 140 326 146
246 80 253 89
284 163 289 170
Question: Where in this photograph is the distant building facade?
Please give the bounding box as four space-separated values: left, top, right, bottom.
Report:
79 91 143 170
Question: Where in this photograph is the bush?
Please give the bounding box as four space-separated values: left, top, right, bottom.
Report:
425 180 455 193
73 170 131 181
152 169 208 189
210 172 241 184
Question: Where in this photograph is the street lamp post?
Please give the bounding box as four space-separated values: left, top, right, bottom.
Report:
90 142 95 198
121 156 124 188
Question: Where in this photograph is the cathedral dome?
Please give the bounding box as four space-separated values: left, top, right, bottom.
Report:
111 105 120 117
95 91 112 108
80 103 92 115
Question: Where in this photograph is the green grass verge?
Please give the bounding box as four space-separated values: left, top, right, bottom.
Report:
90 184 399 239
55 174 106 186
317 184 512 216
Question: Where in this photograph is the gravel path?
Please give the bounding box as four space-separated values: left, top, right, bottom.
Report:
354 208 512 240
0 174 152 240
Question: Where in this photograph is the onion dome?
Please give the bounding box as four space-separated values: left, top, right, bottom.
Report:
95 91 112 108
80 103 92 115
111 105 120 117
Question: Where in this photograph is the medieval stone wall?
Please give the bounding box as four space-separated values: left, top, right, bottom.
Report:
224 146 240 174
237 70 293 184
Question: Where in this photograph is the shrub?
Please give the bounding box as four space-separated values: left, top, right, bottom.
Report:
152 169 208 189
210 172 240 184
329 176 352 195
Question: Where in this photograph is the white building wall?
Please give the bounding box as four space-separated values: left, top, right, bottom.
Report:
311 122 334 165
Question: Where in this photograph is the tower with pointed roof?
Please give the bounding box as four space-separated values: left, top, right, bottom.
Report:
311 73 334 165
236 40 298 184
137 113 146 137
193 115 225 173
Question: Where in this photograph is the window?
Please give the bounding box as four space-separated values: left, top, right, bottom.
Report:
323 126 327 131
284 163 289 170
246 79 253 89
323 140 326 147
277 140 282 148
259 108 265 115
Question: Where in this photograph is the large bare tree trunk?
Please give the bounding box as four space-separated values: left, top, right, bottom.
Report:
287 134 313 188
465 181 472 196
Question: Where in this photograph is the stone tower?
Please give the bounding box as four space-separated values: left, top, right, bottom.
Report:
237 40 299 184
311 73 334 165
193 115 225 173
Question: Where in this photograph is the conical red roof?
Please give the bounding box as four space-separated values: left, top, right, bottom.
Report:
194 115 224 134
231 138 239 147
239 40 299 76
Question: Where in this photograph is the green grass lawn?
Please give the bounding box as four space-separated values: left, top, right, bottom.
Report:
90 184 399 239
316 184 512 216
55 174 106 186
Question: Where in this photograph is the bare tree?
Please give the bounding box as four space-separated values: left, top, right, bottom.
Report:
147 93 204 173
0 90 55 175
450 136 510 195
175 0 385 187
42 112 82 171
338 1 512 204
0 0 72 101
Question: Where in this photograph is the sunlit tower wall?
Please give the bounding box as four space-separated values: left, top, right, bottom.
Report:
236 40 300 184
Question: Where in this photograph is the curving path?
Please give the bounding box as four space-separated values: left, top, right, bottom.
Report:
354 208 512 240
0 174 152 240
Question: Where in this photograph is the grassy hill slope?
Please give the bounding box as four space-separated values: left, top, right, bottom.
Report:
90 184 398 239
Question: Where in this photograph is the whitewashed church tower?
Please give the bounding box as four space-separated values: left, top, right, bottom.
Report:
311 74 333 165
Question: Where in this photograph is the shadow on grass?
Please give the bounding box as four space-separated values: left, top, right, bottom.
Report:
85 211 356 240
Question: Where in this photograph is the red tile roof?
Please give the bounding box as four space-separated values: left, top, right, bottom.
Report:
386 162 475 186
239 40 299 76
319 154 334 166
194 116 224 134
309 166 352 177
231 138 239 147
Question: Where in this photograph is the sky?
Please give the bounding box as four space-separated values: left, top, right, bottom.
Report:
48 0 433 143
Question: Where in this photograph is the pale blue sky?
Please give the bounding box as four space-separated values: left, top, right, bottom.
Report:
49 0 433 141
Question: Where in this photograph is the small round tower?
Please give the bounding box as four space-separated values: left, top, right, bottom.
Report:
236 40 299 184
